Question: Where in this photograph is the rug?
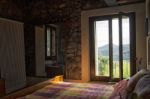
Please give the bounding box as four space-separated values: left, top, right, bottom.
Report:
18 82 113 99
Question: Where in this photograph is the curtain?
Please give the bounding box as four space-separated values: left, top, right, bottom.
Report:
0 18 26 93
35 26 46 76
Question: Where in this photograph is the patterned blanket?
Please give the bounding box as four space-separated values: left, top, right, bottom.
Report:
18 82 113 99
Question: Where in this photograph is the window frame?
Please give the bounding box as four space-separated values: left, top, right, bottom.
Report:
89 12 136 81
45 25 57 60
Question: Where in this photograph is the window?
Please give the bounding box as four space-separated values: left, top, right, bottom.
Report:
90 13 136 81
45 25 57 59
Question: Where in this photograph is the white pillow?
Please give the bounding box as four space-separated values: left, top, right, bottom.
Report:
134 74 150 98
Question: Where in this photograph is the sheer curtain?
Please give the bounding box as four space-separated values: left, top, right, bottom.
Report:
0 18 26 93
35 26 46 76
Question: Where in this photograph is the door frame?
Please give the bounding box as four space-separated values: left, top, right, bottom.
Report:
89 12 136 81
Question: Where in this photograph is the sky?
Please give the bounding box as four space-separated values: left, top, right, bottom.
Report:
95 17 130 47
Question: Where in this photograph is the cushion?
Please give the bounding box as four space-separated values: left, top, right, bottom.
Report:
113 95 121 99
134 74 150 99
109 80 128 99
127 69 149 92
127 92 138 99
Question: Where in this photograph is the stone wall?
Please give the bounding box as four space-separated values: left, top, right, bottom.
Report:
0 0 106 80
0 0 24 21
55 0 105 80
61 11 82 79
24 0 106 80
53 1 82 80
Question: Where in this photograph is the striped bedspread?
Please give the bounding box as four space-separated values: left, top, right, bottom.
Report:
18 82 113 99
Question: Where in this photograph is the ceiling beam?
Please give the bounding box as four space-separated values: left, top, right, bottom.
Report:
104 0 118 6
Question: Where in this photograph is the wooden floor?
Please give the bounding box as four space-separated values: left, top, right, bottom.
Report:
26 77 50 86
1 78 51 99
1 76 114 99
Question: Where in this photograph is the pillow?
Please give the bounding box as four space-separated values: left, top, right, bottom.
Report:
113 95 121 99
127 69 149 92
128 93 138 99
109 80 128 99
134 74 150 99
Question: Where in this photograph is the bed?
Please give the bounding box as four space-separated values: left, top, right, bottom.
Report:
18 82 113 99
3 69 150 99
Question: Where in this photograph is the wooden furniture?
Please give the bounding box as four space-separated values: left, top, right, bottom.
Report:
45 65 63 78
0 79 5 97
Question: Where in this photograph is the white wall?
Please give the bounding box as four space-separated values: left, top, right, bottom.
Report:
81 3 146 81
35 26 46 76
146 0 150 70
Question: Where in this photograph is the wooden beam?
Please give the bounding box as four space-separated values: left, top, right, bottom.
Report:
104 0 118 6
116 0 145 4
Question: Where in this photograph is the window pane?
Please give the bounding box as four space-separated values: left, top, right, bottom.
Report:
95 20 109 76
112 18 120 78
52 29 56 56
47 28 51 56
122 16 130 79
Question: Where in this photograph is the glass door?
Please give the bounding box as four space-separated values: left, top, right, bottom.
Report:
90 13 136 81
122 16 131 79
112 18 120 79
95 20 110 77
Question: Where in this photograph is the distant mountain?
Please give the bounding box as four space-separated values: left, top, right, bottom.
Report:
98 44 129 60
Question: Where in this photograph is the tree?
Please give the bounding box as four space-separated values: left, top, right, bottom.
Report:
98 56 109 75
